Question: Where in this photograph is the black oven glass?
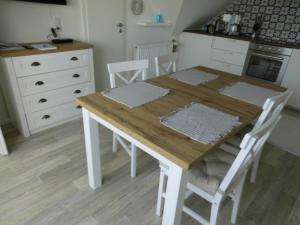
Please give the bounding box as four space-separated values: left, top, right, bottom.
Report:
246 55 282 82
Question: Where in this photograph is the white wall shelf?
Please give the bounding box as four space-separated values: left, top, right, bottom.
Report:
136 21 172 27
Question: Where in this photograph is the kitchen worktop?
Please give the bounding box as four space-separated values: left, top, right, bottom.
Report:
184 30 300 50
0 41 93 57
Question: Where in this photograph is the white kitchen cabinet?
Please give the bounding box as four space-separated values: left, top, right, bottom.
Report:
178 32 213 70
178 32 250 75
209 37 249 75
0 42 95 137
282 49 300 109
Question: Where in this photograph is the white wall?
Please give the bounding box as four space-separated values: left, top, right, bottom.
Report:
0 0 85 43
126 0 183 58
173 0 235 35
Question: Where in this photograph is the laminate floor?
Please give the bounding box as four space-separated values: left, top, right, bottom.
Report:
0 114 299 225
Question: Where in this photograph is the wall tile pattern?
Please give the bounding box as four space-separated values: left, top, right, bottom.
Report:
222 0 300 43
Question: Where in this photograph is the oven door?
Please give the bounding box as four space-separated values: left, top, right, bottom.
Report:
243 51 290 84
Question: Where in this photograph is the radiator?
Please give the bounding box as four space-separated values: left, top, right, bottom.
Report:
134 42 173 77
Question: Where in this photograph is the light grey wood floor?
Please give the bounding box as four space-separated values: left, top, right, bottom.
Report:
0 117 299 225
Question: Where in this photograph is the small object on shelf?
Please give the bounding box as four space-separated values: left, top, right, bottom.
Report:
156 12 164 24
207 24 215 34
31 43 57 51
215 17 221 32
0 42 24 51
201 25 208 33
22 44 35 50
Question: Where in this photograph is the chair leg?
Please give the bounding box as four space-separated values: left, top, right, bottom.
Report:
210 201 221 225
250 152 262 183
112 133 118 153
131 144 137 178
156 170 167 216
231 176 246 224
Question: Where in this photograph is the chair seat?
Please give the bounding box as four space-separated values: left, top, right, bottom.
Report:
160 149 235 195
189 150 233 195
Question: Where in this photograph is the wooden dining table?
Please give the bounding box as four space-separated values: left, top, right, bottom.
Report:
77 66 286 225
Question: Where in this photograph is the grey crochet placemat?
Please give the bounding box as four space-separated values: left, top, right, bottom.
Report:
102 81 170 108
161 103 241 144
169 69 219 86
220 82 282 107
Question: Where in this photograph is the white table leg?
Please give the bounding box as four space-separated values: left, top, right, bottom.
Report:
82 108 102 190
162 163 188 225
0 127 8 156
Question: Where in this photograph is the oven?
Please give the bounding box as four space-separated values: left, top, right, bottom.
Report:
243 43 292 85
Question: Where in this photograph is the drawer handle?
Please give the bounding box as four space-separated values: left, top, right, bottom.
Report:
31 62 41 67
71 57 79 61
42 115 50 120
73 74 80 78
38 98 47 103
35 81 45 86
74 90 82 94
76 105 82 109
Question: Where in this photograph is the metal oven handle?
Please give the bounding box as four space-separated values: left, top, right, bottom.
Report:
250 52 284 61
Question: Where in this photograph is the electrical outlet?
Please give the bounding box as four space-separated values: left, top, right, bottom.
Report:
54 17 62 30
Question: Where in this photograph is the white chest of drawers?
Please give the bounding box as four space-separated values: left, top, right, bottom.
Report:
0 42 95 137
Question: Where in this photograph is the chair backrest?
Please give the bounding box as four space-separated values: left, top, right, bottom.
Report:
107 60 149 88
254 90 293 129
218 113 281 196
154 52 178 77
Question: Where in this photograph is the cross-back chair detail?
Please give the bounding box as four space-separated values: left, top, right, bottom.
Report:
155 53 178 76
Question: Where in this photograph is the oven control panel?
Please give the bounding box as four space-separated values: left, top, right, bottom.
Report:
249 43 293 56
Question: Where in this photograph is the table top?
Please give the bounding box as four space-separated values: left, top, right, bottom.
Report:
77 66 286 170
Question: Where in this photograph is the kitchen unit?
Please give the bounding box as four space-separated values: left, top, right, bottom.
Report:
178 31 300 109
178 31 250 75
243 43 292 85
0 41 95 137
282 49 300 110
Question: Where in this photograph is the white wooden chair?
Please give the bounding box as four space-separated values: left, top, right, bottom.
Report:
154 52 178 76
156 113 281 225
107 59 149 178
222 90 293 183
0 127 8 156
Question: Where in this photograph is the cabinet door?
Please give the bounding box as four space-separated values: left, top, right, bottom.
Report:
178 33 213 70
282 49 300 109
211 37 249 54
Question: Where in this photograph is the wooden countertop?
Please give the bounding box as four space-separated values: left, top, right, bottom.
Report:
0 41 93 57
77 66 286 170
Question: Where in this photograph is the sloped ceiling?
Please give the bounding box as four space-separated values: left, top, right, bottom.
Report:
173 0 235 35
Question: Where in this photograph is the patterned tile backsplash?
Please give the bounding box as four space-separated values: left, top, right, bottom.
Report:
219 0 300 43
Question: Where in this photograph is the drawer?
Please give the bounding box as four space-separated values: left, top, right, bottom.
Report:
26 102 82 131
23 83 93 113
18 67 91 96
209 60 243 76
13 50 90 77
211 49 246 66
212 37 249 54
